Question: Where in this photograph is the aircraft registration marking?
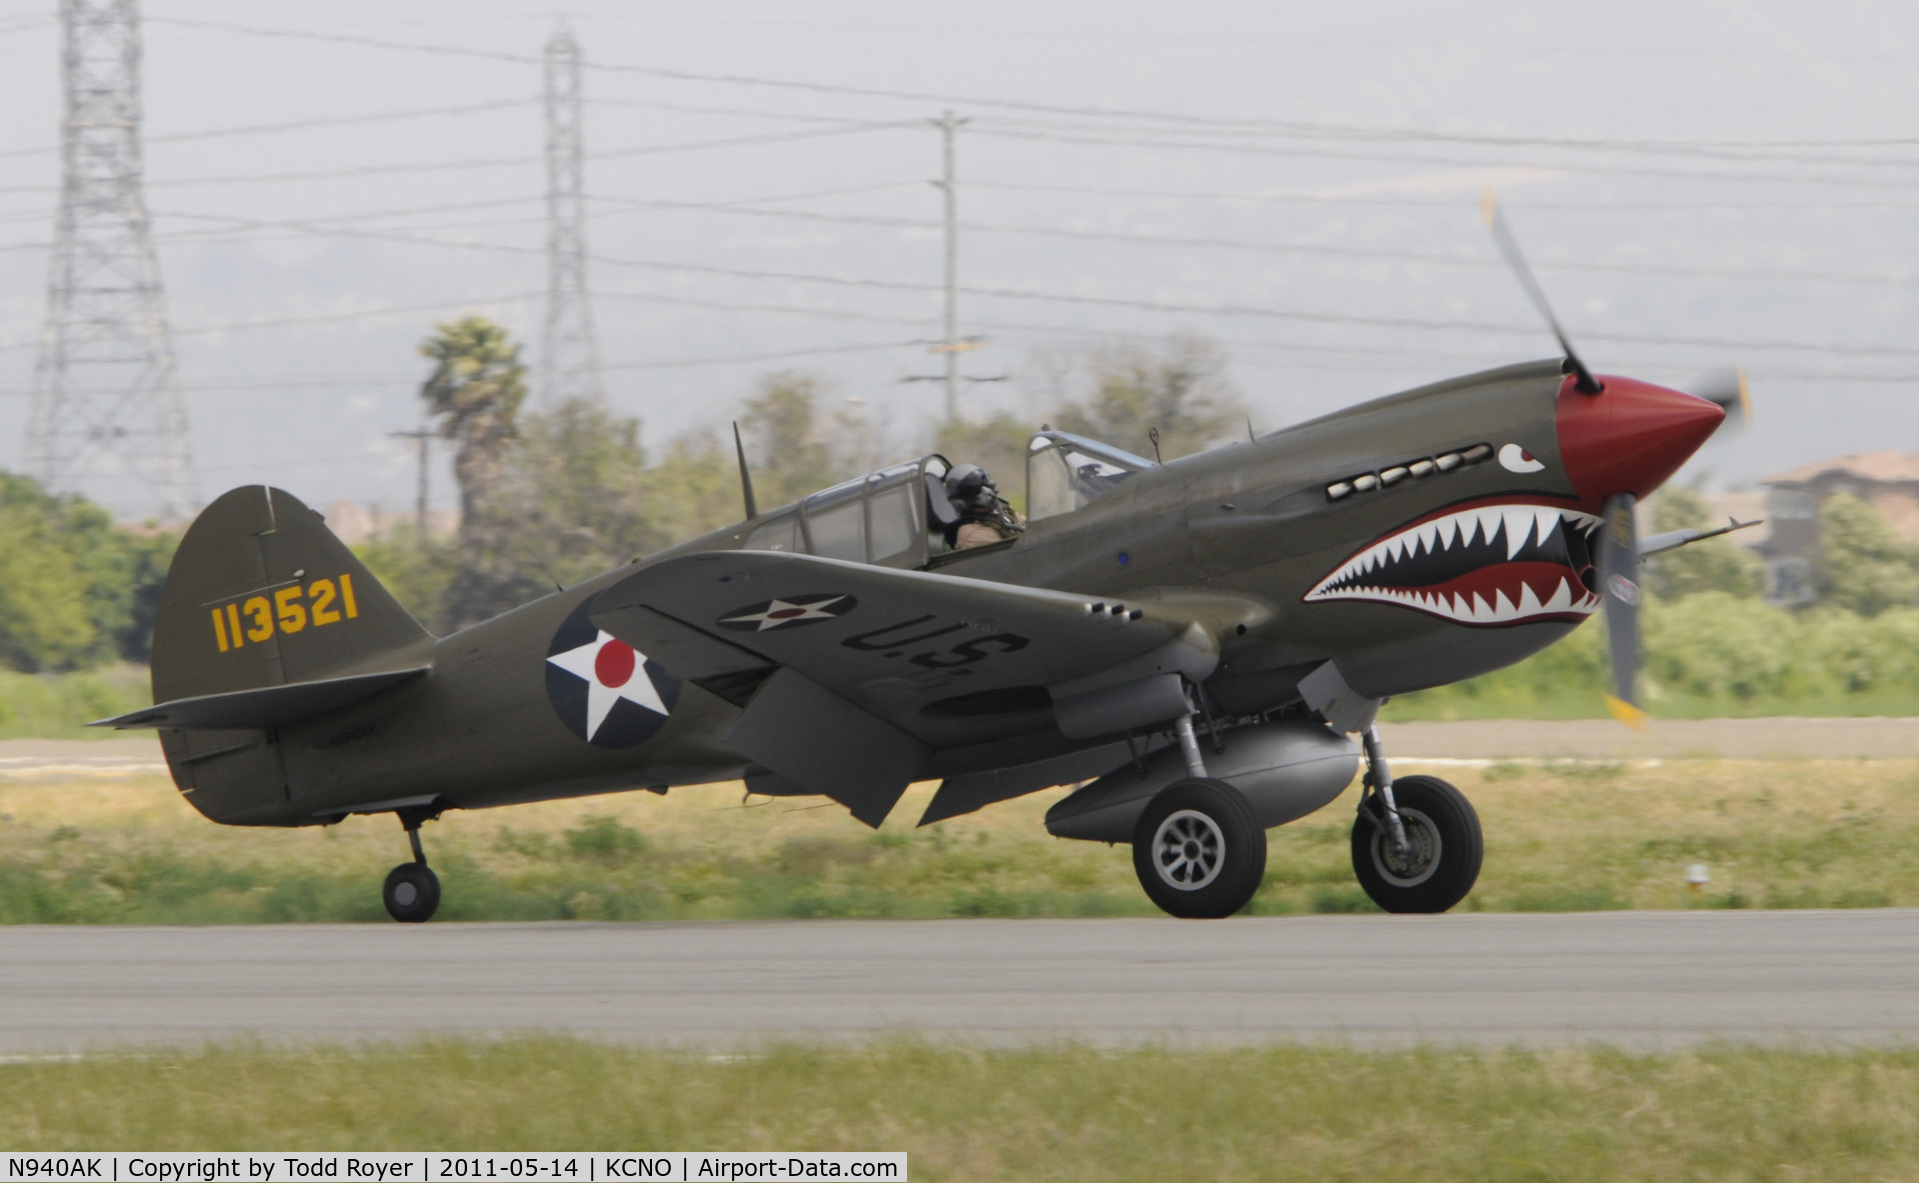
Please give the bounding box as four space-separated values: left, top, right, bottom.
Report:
211 573 358 653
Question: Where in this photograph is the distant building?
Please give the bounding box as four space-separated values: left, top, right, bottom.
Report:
323 499 459 546
1757 451 1919 604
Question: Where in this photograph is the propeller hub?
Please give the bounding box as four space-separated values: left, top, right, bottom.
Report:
1555 374 1723 508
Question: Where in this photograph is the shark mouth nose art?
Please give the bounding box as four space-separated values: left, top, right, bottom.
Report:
1306 499 1603 625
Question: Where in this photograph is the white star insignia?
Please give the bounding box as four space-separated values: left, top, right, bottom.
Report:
546 629 667 740
720 596 848 631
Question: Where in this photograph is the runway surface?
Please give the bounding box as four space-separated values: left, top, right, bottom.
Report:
6 911 1919 1052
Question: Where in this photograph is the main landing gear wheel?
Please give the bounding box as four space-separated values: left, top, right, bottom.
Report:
1132 778 1267 919
1351 774 1482 914
383 862 441 923
384 805 444 923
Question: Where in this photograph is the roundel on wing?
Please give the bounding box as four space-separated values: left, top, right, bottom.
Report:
716 593 857 632
544 598 680 748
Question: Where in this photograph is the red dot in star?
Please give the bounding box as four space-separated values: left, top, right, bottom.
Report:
595 640 636 687
768 607 807 619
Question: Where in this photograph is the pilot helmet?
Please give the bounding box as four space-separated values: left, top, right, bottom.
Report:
944 464 997 508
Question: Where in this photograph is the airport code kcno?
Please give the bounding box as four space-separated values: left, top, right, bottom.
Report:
2 1157 906 1183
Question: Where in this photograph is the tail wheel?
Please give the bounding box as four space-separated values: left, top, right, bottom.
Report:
383 862 441 923
1132 778 1267 919
1350 774 1482 914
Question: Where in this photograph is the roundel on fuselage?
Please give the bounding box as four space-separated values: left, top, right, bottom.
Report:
544 597 680 748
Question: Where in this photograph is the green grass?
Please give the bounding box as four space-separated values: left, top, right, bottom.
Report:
1383 688 1919 721
0 663 147 738
3 1038 1918 1179
11 758 1919 922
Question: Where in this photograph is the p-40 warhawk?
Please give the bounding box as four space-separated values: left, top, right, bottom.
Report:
101 200 1753 922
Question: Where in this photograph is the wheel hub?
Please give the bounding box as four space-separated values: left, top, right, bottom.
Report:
1152 809 1226 891
394 881 418 907
1372 806 1442 887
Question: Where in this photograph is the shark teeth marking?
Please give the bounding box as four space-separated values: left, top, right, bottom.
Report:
1304 502 1604 626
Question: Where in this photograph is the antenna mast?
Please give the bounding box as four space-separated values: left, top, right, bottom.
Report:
541 19 603 405
27 0 196 520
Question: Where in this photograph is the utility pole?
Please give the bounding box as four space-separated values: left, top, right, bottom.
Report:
27 0 197 521
938 110 963 422
906 111 1000 420
541 19 603 405
389 427 431 540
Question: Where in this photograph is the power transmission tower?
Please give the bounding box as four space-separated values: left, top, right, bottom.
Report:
906 111 1000 421
541 19 602 405
27 0 196 521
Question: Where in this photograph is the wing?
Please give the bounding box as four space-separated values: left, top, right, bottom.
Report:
590 551 1223 824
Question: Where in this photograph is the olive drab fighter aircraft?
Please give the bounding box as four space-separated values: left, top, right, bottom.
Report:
99 196 1756 922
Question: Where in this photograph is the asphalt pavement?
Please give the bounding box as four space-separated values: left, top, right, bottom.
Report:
5 911 1919 1053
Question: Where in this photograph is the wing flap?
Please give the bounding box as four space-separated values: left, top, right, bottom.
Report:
724 668 928 828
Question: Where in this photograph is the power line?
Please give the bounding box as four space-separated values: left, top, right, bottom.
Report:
967 178 1919 214
128 188 1912 291
144 16 1919 165
577 195 1916 288
120 122 917 190
602 339 926 371
972 114 1919 170
967 123 1919 193
0 97 541 162
0 291 543 354
139 209 1919 359
0 340 936 399
42 202 1919 362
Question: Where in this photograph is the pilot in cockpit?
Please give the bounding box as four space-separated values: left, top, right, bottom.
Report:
944 464 1027 550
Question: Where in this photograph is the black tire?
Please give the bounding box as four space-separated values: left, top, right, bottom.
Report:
1132 778 1267 919
1350 774 1482 914
383 862 441 923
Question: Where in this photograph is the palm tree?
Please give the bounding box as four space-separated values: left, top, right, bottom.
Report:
418 316 532 627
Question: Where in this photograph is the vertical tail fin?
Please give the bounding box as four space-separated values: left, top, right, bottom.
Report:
150 486 433 705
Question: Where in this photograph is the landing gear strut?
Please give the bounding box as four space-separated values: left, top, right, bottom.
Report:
1351 726 1482 913
382 806 442 923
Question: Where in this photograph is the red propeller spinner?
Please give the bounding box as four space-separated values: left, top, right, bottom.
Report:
1555 374 1725 509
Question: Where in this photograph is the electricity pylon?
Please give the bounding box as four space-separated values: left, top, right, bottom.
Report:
541 19 603 405
27 0 196 521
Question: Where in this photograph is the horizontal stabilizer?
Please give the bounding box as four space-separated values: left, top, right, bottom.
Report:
91 667 428 730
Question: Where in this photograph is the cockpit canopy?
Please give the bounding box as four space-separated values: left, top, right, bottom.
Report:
741 456 954 570
1025 430 1155 522
735 430 1153 570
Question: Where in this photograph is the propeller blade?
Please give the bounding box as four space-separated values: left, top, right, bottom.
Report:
1595 492 1646 729
1481 187 1601 394
1688 367 1752 436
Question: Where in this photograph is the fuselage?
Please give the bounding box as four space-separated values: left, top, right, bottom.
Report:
182 358 1721 826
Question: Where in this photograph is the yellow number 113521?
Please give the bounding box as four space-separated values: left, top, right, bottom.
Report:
211 574 358 652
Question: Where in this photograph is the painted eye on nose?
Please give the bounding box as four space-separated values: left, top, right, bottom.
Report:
1498 443 1545 474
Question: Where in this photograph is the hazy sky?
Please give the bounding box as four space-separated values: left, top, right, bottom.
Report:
1 0 1916 518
